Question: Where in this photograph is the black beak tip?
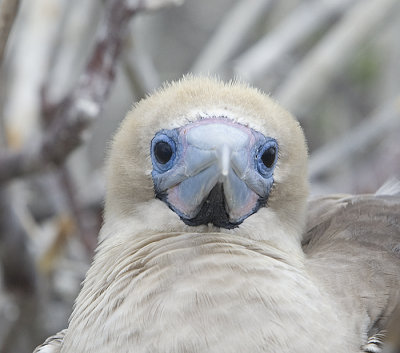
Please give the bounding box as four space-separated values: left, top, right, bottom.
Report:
180 184 241 229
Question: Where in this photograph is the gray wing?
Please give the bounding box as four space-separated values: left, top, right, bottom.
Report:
304 193 400 255
303 191 400 351
33 329 66 353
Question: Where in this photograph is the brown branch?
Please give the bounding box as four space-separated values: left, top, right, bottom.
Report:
0 0 20 64
0 187 37 295
0 0 181 184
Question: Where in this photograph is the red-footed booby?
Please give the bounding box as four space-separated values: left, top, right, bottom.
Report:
34 77 400 353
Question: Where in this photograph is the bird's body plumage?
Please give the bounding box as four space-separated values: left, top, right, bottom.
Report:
34 77 400 353
305 193 400 344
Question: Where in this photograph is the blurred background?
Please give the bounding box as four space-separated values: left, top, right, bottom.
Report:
0 0 399 351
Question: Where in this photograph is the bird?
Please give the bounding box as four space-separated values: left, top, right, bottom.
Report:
34 76 400 353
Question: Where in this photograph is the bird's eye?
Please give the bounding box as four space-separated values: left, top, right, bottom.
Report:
256 139 278 177
151 131 178 172
154 141 173 164
261 147 276 168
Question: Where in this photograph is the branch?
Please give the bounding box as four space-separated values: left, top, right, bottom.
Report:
275 0 398 117
309 96 400 180
140 0 184 10
190 0 274 75
41 0 103 107
0 0 183 184
0 187 37 294
3 0 71 150
0 0 20 64
123 32 161 98
234 0 354 82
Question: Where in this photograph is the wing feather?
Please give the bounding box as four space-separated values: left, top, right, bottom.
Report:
33 330 66 353
304 192 400 349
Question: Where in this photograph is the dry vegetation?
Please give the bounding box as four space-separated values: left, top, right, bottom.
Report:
0 0 399 352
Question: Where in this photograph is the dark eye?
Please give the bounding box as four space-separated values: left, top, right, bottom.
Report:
154 141 173 164
256 140 278 177
261 147 276 168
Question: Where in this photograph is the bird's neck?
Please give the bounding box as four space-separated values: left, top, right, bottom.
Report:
101 199 306 261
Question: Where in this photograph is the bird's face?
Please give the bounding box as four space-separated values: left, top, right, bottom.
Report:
150 117 278 229
105 77 308 244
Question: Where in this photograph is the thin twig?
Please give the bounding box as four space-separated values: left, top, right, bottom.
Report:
0 0 181 184
275 0 399 117
234 0 355 82
190 0 274 75
309 96 400 180
59 166 98 253
0 0 20 64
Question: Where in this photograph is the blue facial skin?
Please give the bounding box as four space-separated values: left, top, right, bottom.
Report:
150 129 180 176
150 120 279 229
255 140 278 178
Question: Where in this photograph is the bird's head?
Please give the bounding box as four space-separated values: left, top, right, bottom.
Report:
104 77 308 249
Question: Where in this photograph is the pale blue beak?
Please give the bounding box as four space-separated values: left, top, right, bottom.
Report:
151 117 278 229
